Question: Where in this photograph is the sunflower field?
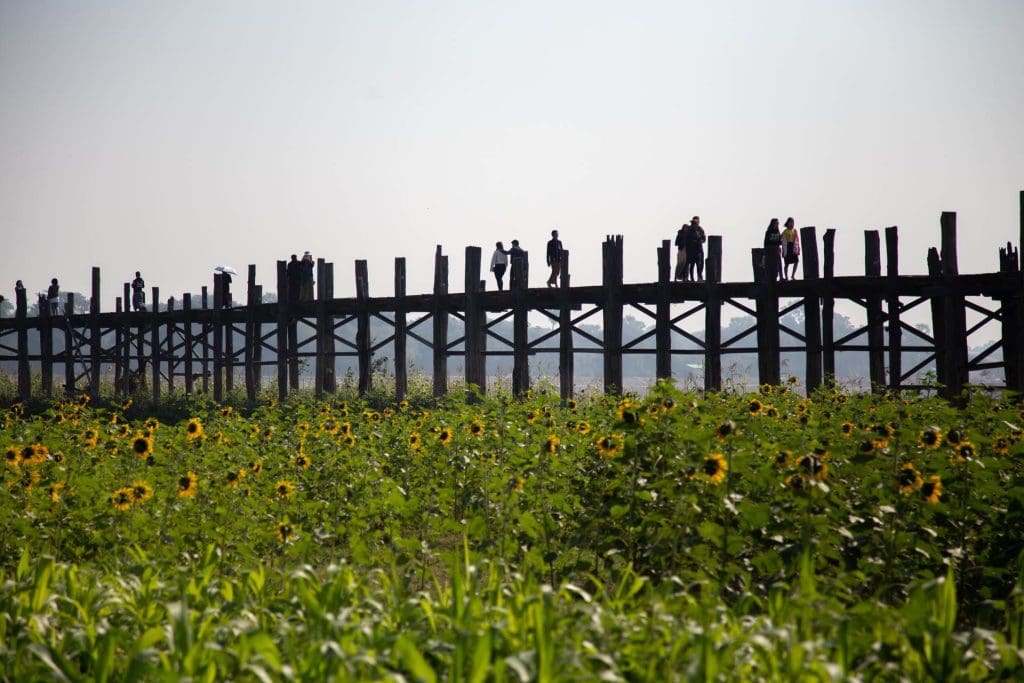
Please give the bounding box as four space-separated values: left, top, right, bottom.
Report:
1 382 1023 681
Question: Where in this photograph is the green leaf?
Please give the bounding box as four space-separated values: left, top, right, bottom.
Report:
394 635 437 683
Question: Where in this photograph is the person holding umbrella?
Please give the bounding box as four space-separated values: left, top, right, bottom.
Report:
214 266 237 307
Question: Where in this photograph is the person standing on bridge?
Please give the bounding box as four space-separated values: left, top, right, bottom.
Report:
674 222 690 281
508 240 526 289
490 242 509 291
685 216 706 282
300 251 315 301
47 278 61 315
546 229 563 287
131 271 146 311
782 217 800 280
286 254 302 303
763 218 783 282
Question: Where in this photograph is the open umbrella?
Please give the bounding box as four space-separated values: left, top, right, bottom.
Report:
214 265 238 275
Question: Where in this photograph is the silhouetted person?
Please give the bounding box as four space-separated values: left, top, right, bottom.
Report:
490 242 508 291
782 217 800 280
47 278 61 315
763 218 783 282
674 223 690 281
300 251 315 301
508 240 526 289
286 254 302 303
685 216 706 282
546 229 563 287
131 271 146 311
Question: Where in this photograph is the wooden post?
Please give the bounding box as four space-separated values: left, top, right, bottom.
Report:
121 282 131 395
355 260 372 395
315 258 327 397
254 284 264 396
464 247 485 399
940 212 969 398
15 286 29 401
201 287 209 394
64 293 75 396
150 286 160 402
655 240 671 380
41 288 54 397
512 248 530 396
822 229 836 384
89 267 101 399
884 227 902 390
800 227 822 392
602 236 624 394
184 294 194 394
432 246 449 397
323 265 336 393
999 241 1024 392
394 258 408 402
927 247 947 389
213 273 223 402
756 271 780 387
224 293 234 395
558 250 574 402
275 261 288 401
166 297 176 394
865 230 885 392
245 265 257 403
704 235 723 391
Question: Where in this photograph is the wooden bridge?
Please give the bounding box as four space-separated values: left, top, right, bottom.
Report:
2 202 1023 404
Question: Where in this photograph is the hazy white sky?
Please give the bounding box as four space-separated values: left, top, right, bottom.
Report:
1 0 1022 308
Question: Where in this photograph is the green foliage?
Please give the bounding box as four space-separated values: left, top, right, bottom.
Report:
0 383 1022 679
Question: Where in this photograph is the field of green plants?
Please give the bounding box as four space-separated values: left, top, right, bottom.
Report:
2 381 1023 681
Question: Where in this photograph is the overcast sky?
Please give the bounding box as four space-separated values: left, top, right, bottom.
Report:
1 0 1022 310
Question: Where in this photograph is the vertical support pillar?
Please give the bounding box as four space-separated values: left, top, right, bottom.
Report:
704 235 723 391
150 286 160 402
655 241 671 380
884 227 902 390
254 285 264 395
394 258 407 401
315 258 327 397
800 227 822 392
355 260 372 395
89 267 101 399
201 287 210 394
940 212 968 398
432 246 449 397
558 250 574 402
865 230 885 392
184 294 194 394
927 248 947 389
224 291 234 395
15 286 29 401
114 298 123 396
756 271 780 387
511 247 530 397
166 298 176 394
822 229 836 384
213 274 223 402
275 261 288 402
323 265 336 393
64 293 74 396
602 236 624 394
245 265 257 403
464 246 485 399
121 282 131 395
41 290 54 397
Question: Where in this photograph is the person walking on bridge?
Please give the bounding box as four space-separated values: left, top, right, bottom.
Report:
546 229 563 287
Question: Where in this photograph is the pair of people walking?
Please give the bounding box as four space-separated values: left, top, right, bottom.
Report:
286 252 316 302
489 230 564 291
674 216 706 282
763 217 800 281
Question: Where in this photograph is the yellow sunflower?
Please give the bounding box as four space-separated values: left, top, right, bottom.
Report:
130 434 154 459
797 453 828 481
225 470 245 489
897 463 923 495
408 432 422 451
468 420 485 437
702 453 728 485
921 476 942 504
276 520 295 543
177 472 198 498
438 428 453 446
596 434 622 458
129 480 153 504
543 435 560 455
275 479 295 499
111 487 134 511
185 418 204 441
